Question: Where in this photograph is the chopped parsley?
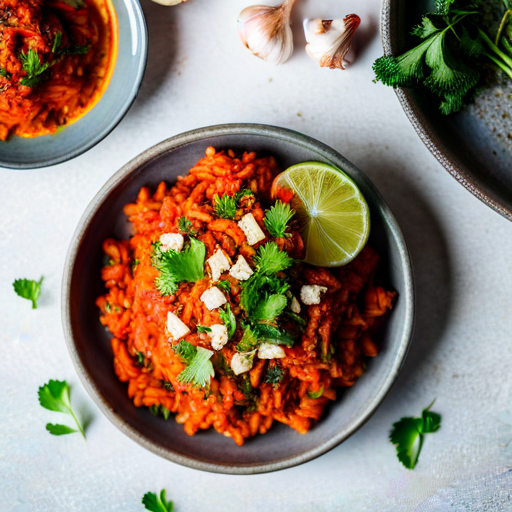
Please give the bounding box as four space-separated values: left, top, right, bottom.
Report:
152 237 205 296
38 380 85 438
216 279 231 293
178 216 198 236
390 400 441 469
161 380 174 392
264 200 295 238
219 303 236 339
13 276 44 309
264 365 284 386
142 489 174 512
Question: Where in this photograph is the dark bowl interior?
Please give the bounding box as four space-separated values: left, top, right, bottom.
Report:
62 124 414 474
382 0 512 220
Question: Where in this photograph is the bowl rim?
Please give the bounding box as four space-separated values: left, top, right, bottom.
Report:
61 123 415 474
381 0 512 222
0 0 148 171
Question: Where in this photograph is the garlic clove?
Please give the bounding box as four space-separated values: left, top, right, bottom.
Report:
303 14 361 70
237 0 296 65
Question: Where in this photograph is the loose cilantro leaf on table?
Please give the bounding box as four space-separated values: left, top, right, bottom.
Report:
13 276 44 309
177 346 215 388
390 400 441 469
142 489 173 512
219 303 236 338
38 380 85 438
152 237 205 296
264 200 295 238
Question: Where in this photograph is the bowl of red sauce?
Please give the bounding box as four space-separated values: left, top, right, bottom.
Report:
0 0 147 169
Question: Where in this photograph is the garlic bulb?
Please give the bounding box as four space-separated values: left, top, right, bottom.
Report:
303 15 361 70
237 0 296 65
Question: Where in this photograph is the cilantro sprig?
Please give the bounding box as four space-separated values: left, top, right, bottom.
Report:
19 49 56 88
219 303 236 338
174 340 215 388
264 200 295 238
214 194 237 220
390 401 441 469
178 216 198 236
152 238 205 296
13 276 44 309
142 489 173 512
38 380 85 438
253 242 293 275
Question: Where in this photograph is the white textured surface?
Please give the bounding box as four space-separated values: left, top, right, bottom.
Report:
2 0 512 510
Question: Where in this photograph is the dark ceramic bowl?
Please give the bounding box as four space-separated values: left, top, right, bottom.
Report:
0 0 147 170
62 124 414 474
382 0 512 221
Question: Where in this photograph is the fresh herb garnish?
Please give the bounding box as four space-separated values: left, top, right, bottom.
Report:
142 489 174 512
135 351 145 367
38 380 85 438
19 49 55 88
161 380 174 392
177 346 215 388
196 324 212 333
308 386 324 399
284 311 306 329
149 404 170 419
178 216 198 236
152 237 205 296
217 279 231 293
219 303 236 339
264 200 295 238
234 188 253 202
214 194 237 219
373 0 512 114
253 241 293 274
390 401 441 469
252 293 288 322
252 323 295 346
0 68 11 80
173 339 197 364
264 364 284 386
236 326 259 352
13 276 43 309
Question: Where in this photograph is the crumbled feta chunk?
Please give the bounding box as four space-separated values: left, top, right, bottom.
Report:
290 296 301 314
166 311 190 341
207 248 231 282
300 285 328 305
231 351 254 375
229 255 253 281
160 232 184 253
200 287 227 310
257 342 286 359
238 213 266 246
208 324 229 351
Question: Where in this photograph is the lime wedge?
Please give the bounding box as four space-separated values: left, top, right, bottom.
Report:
271 161 370 267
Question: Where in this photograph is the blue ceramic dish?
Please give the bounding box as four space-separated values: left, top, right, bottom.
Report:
0 0 147 170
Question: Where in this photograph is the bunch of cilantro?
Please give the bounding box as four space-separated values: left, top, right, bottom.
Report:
374 0 512 114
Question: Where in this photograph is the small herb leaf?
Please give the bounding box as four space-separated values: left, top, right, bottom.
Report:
13 276 43 309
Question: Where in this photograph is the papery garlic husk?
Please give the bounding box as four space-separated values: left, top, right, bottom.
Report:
303 15 361 70
237 0 296 65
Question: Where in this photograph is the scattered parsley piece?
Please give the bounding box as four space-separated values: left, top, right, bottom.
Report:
142 489 173 512
38 380 85 438
219 303 236 339
390 401 441 469
19 49 56 88
264 365 284 386
196 325 212 333
216 279 231 293
264 200 295 238
177 347 215 388
13 276 44 309
0 67 11 80
308 386 324 399
213 194 237 219
152 237 205 296
253 242 293 274
178 216 198 236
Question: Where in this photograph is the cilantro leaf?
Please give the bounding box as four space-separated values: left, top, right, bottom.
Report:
178 216 198 236
19 49 56 88
142 489 173 512
252 294 288 322
13 276 43 309
0 68 11 80
390 401 441 469
307 386 324 399
253 242 293 274
38 380 85 438
214 194 237 219
253 323 295 346
219 303 236 339
240 273 290 317
196 325 212 333
236 326 259 352
152 237 205 296
264 200 295 238
173 340 197 364
234 189 253 202
177 347 215 388
264 364 284 385
216 279 231 293
46 423 77 435
52 32 63 53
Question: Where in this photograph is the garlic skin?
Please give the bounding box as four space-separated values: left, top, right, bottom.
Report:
303 15 361 70
237 0 296 65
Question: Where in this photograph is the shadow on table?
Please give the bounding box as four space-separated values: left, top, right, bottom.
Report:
132 0 179 108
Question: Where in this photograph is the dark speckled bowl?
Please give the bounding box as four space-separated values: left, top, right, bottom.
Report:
62 124 414 474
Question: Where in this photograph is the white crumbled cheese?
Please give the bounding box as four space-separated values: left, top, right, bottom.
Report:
207 249 231 282
166 311 190 341
300 285 328 305
231 352 254 375
258 342 286 359
229 255 253 281
200 287 227 310
238 213 266 246
208 324 229 351
290 296 301 314
160 232 184 253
